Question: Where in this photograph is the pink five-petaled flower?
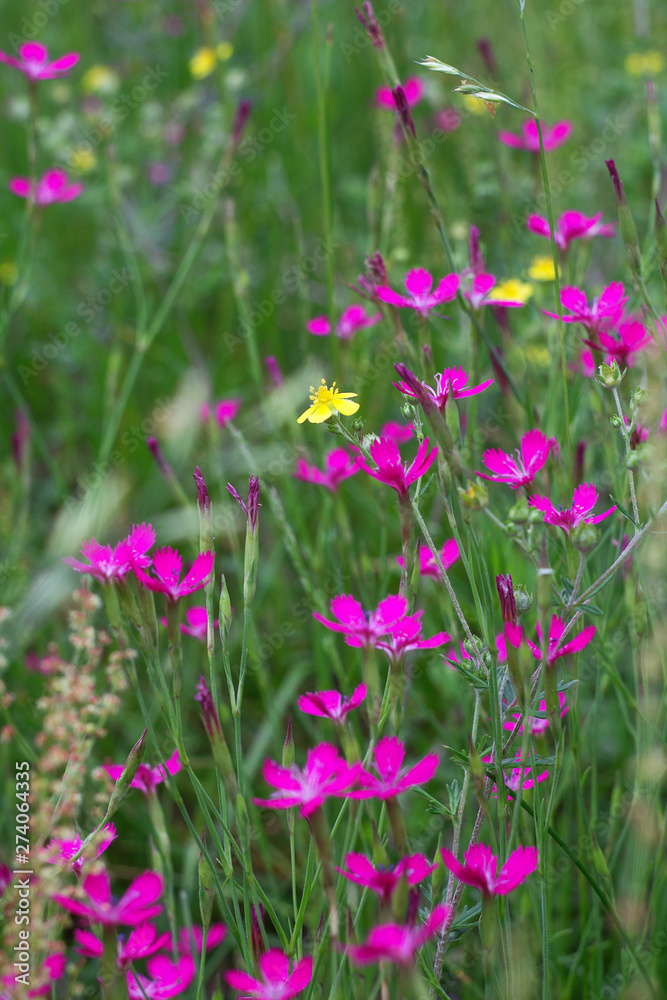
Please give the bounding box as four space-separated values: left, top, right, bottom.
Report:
63 523 155 584
134 547 214 601
200 397 241 428
380 420 414 443
53 870 163 926
376 77 423 109
313 593 409 648
344 906 451 966
528 483 615 534
307 305 381 340
74 922 171 967
177 924 226 954
527 210 614 252
463 273 527 310
45 823 117 874
337 853 437 903
293 448 359 492
376 613 450 665
0 42 79 80
544 282 627 334
297 684 366 725
503 693 569 736
498 119 572 152
226 949 313 1000
349 736 439 801
354 436 438 498
441 843 539 897
104 749 181 795
397 537 460 580
375 268 459 315
127 955 196 1000
10 169 83 205
253 743 362 817
477 429 555 489
393 367 494 413
521 613 596 667
582 319 652 368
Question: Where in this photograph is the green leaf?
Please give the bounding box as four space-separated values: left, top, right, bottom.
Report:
610 494 640 528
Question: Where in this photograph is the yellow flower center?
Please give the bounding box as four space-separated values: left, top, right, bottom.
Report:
528 255 556 282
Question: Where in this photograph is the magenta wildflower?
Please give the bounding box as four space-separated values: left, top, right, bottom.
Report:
313 593 409 648
375 267 459 314
226 950 312 1000
503 693 569 736
297 684 366 725
306 305 381 340
160 606 219 641
0 42 79 80
253 743 362 817
380 420 414 443
344 906 450 966
127 955 195 999
349 736 439 801
293 448 359 492
354 436 438 498
397 538 460 580
376 77 423 109
485 750 549 796
134 547 214 601
437 107 461 132
477 429 555 489
528 483 615 534
498 119 572 152
177 923 227 954
200 397 241 427
394 366 494 413
463 273 527 309
581 319 652 368
441 843 538 896
74 922 171 967
45 823 116 874
64 523 155 583
527 210 614 252
544 282 627 334
337 853 437 903
522 614 596 667
53 870 163 926
376 614 450 664
10 169 83 205
104 749 181 795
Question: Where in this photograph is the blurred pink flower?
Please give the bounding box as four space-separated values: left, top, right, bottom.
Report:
226 949 312 999
477 429 555 489
293 448 358 492
177 923 227 954
436 107 461 132
306 305 381 340
544 282 627 333
349 736 439 800
376 77 423 109
394 365 494 413
10 169 82 205
200 397 241 428
520 613 596 667
135 547 214 601
127 955 195 999
463 273 526 310
297 684 366 725
498 119 572 152
376 613 450 664
582 319 652 368
503 693 568 736
313 593 409 648
337 852 437 903
104 749 181 795
45 823 116 874
53 870 163 926
344 906 450 965
485 750 549 796
445 632 507 668
160 606 219 641
527 210 614 251
75 922 171 967
528 483 615 534
0 42 79 80
380 420 414 442
397 538 460 580
354 436 438 498
375 267 459 314
441 843 538 896
148 162 171 186
253 743 362 817
63 523 155 584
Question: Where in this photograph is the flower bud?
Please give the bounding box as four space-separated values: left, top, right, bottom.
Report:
106 729 147 818
508 496 529 524
282 716 295 769
572 521 599 554
596 360 625 388
458 479 489 512
514 584 533 616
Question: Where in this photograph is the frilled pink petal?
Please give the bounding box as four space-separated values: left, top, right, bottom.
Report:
117 871 164 922
521 429 553 476
380 421 414 442
404 267 433 299
412 631 451 650
494 845 539 894
9 177 32 198
298 690 342 719
374 735 405 779
262 759 302 793
396 751 439 790
398 853 439 882
406 437 438 482
528 493 557 519
338 852 378 883
598 281 627 315
571 482 598 517
83 869 112 905
176 550 214 595
151 546 182 585
307 316 331 336
373 593 409 630
52 894 102 921
125 522 156 563
560 285 587 313
346 683 367 710
329 593 367 629
478 449 521 481
556 623 596 658
74 929 103 958
472 273 496 299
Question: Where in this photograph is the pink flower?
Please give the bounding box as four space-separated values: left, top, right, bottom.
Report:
313 593 409 648
297 684 366 725
64 523 155 583
135 547 214 601
53 870 163 926
484 750 549 797
45 823 116 873
397 539 460 580
0 42 79 80
582 319 652 368
376 77 423 109
376 613 450 664
463 273 527 310
177 923 226 954
349 736 439 801
344 906 450 966
528 483 615 534
520 613 596 667
74 922 171 967
15 953 67 998
337 853 437 903
441 843 538 896
160 606 219 641
436 107 461 132
498 119 572 152
503 693 568 736
293 448 358 492
354 436 438 498
380 420 414 443
544 282 627 334
477 429 555 489
527 210 614 252
306 305 381 340
127 955 195 999
200 397 241 428
10 169 83 205
104 749 181 796
375 268 459 314
226 949 312 1000
394 366 494 412
253 743 362 817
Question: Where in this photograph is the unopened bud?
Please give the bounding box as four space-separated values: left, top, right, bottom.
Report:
282 716 295 769
572 520 599 554
508 496 529 524
106 729 147 818
597 360 625 388
514 585 533 616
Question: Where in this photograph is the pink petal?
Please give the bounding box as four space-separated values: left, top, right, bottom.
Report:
9 177 32 198
494 845 539 894
497 130 525 149
307 315 331 336
259 948 290 984
374 735 405 779
397 752 439 789
404 267 434 299
285 956 314 996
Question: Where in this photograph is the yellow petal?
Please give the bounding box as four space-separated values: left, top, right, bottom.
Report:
297 404 318 424
307 403 335 423
334 392 358 399
333 399 360 416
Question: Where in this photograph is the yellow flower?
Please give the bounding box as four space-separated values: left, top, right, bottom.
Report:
488 278 533 304
625 51 664 77
216 42 233 62
81 65 120 95
189 47 217 80
70 147 97 173
528 255 556 282
297 380 359 424
0 261 18 286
